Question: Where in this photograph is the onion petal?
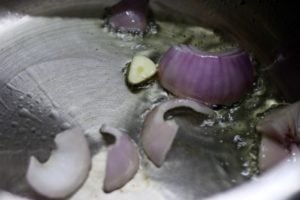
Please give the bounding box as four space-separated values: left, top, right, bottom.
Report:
256 102 300 170
26 127 91 199
108 0 149 33
141 99 215 167
259 136 290 171
256 102 300 145
158 45 254 105
100 125 140 193
0 191 32 200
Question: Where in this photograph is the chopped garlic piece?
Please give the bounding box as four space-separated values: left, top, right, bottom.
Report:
127 55 157 85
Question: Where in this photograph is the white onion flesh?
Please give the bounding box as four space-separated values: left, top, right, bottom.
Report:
100 125 140 193
158 45 254 105
141 99 215 167
26 127 91 199
256 102 300 171
259 136 290 171
256 102 300 145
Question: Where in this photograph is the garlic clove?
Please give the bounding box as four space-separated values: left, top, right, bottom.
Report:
127 55 157 85
26 127 91 199
142 99 214 167
100 125 140 193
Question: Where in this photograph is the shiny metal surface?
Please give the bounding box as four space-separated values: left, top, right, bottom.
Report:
0 1 299 200
0 11 247 200
206 154 300 200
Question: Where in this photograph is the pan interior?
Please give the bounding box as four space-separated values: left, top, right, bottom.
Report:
0 5 273 200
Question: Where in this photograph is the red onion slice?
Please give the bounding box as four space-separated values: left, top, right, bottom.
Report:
256 102 300 145
141 99 215 167
256 102 300 171
158 45 254 105
26 127 91 199
100 125 140 193
107 0 149 33
258 136 290 171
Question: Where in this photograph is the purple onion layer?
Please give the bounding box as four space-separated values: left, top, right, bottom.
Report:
141 99 214 167
158 45 255 105
108 0 149 33
100 125 140 193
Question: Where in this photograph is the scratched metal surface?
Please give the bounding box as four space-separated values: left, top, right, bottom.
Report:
0 1 261 200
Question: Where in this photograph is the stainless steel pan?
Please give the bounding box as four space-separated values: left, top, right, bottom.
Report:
0 1 299 199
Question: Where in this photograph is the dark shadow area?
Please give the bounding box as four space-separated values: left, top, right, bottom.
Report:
152 0 300 64
289 192 300 200
268 44 300 102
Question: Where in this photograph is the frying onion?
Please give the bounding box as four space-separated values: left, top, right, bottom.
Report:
107 0 149 33
158 45 254 105
26 127 91 199
141 99 214 167
100 125 140 193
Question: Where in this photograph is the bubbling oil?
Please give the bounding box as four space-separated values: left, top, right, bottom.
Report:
118 20 281 179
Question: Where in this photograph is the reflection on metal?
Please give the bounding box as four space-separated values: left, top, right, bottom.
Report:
0 1 298 200
206 155 300 200
0 14 242 200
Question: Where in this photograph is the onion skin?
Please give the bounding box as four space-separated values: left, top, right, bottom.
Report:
108 0 149 33
158 45 254 105
256 102 300 171
141 99 214 167
26 127 91 199
100 125 140 193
